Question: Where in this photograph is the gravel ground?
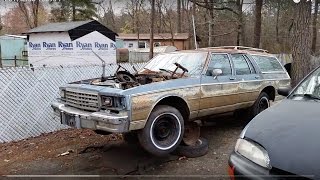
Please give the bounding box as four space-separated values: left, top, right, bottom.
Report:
0 115 246 178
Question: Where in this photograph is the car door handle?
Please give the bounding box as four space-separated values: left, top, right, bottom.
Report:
255 76 260 79
229 77 236 80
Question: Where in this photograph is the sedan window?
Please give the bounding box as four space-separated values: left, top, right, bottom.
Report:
206 54 232 76
252 55 284 73
231 54 251 75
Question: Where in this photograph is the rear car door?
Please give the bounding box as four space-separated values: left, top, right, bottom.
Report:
199 53 239 117
230 54 262 107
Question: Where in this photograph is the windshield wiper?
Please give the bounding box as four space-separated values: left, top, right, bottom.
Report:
292 94 320 101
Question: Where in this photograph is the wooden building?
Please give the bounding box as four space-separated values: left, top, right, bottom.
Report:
117 33 200 50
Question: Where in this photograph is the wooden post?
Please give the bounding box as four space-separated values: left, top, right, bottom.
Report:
14 56 17 67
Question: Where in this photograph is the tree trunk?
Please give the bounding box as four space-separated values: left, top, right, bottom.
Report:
135 2 140 48
208 0 214 47
292 0 313 87
276 0 280 44
312 0 319 54
32 0 39 27
253 0 263 48
177 0 181 33
60 1 66 21
149 0 155 59
236 0 243 46
18 2 33 29
182 0 186 30
157 0 162 33
72 1 76 21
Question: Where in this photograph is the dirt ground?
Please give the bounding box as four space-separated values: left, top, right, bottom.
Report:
0 116 246 178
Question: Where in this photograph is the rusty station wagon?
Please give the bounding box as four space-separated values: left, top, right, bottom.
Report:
51 46 291 156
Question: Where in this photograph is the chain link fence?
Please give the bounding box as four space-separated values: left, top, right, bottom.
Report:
0 63 147 143
275 54 320 67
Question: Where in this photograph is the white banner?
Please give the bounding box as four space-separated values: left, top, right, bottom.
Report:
28 31 117 66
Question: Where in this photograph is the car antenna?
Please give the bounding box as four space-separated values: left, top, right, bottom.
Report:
91 50 106 81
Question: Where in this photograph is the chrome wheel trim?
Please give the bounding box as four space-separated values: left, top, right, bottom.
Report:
150 113 182 151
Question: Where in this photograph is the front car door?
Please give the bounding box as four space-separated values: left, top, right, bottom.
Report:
199 53 239 117
230 54 263 108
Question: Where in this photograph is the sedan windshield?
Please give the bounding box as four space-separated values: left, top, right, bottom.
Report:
141 52 208 76
290 67 320 101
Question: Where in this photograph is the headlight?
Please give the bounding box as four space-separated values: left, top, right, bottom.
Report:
235 139 271 169
102 96 113 107
101 96 126 109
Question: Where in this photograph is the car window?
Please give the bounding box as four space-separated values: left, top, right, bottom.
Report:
290 67 320 101
244 55 256 74
206 54 232 76
251 55 284 72
231 54 251 75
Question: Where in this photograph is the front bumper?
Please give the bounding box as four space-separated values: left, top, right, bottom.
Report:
51 102 130 133
228 152 309 180
229 151 272 180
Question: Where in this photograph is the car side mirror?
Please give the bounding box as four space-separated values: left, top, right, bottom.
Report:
212 69 222 79
277 87 291 97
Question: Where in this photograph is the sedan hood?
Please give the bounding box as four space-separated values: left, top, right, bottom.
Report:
245 99 320 178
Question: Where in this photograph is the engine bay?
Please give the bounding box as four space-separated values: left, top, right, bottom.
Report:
86 63 189 90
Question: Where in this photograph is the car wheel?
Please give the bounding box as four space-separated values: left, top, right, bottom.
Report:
250 92 270 118
138 105 184 156
172 137 209 158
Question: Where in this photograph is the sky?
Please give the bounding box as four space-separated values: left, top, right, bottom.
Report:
0 0 126 16
0 0 255 17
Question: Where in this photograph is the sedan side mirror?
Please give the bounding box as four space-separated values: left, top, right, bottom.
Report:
277 87 291 97
212 69 222 79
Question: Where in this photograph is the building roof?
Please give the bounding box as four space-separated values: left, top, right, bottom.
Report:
0 34 27 39
27 20 93 33
118 33 191 40
25 20 118 41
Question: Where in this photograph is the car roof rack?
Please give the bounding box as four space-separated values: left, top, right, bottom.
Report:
207 46 269 53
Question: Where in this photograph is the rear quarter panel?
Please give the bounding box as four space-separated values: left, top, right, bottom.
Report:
260 72 291 100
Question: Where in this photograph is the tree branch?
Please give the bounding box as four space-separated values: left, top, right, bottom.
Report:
189 0 239 15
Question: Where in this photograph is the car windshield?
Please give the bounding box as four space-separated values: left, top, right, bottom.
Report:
141 52 208 76
289 67 320 101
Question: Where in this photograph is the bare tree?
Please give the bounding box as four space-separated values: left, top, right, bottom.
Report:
125 0 146 47
156 0 164 33
190 0 242 46
312 0 319 54
163 3 176 45
275 0 280 44
292 0 313 86
149 0 155 59
208 0 214 47
236 0 244 46
18 0 40 28
177 0 182 33
253 0 263 48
